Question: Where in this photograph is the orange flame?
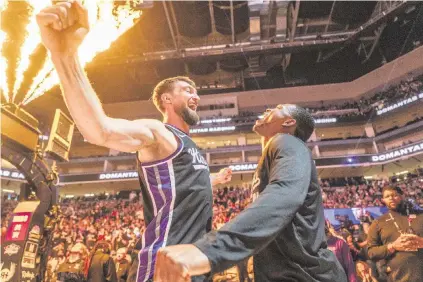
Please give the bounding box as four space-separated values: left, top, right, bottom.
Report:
1 0 9 101
0 30 8 102
23 0 141 105
11 0 50 102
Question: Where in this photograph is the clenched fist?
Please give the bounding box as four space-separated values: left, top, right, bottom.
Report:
154 244 211 282
214 167 233 185
36 0 89 55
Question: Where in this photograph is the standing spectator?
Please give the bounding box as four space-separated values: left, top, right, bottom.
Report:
129 191 137 202
85 241 117 282
326 222 358 282
115 248 130 282
113 231 129 251
45 249 66 282
355 222 387 281
57 243 88 282
86 228 97 250
367 186 423 282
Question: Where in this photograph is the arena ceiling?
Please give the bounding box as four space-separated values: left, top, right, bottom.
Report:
3 1 423 131
76 0 423 103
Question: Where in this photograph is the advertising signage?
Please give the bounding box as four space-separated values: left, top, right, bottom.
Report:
2 142 422 184
190 126 236 134
376 93 423 115
371 142 423 162
99 171 139 179
229 163 258 171
0 169 25 180
59 171 140 183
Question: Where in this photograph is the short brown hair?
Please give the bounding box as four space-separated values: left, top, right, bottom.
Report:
152 76 196 113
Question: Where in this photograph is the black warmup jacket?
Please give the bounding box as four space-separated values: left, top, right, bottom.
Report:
195 134 347 282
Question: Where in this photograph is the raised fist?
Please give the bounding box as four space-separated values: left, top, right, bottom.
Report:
36 1 89 55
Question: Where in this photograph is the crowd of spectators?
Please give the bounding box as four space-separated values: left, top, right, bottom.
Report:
1 171 422 281
321 172 423 210
1 193 145 282
306 75 423 118
1 187 255 281
200 74 423 125
322 173 423 282
212 185 252 230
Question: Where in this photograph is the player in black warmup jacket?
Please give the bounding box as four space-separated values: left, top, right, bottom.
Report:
154 105 348 282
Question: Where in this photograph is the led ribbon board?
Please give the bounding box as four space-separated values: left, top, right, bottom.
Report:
377 93 423 115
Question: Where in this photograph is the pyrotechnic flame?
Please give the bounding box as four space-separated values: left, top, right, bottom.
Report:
0 0 6 11
11 0 50 102
0 30 8 102
1 0 8 101
23 0 141 105
0 0 6 14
